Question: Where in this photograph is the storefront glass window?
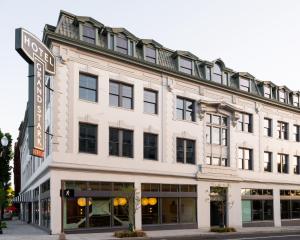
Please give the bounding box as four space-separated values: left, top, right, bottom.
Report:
162 198 178 223
180 198 196 223
88 198 111 228
142 198 159 225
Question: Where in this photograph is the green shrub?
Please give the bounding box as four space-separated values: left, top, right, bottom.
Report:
114 230 146 238
210 227 236 233
1 222 7 228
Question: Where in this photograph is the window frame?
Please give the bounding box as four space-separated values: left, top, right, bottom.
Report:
238 147 253 170
79 122 98 154
179 57 193 75
109 127 134 158
109 80 134 109
293 156 300 175
293 125 300 142
176 138 196 165
79 73 98 102
116 35 128 54
145 46 156 63
277 121 289 140
277 153 288 174
240 78 250 92
238 113 253 133
144 89 158 115
264 151 272 172
263 118 272 137
82 25 96 44
144 133 158 160
176 96 195 122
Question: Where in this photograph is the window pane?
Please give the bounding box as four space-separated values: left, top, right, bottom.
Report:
162 198 178 223
176 98 184 109
180 198 196 223
186 140 195 164
109 82 119 95
144 90 156 103
176 138 184 163
122 130 133 157
109 95 119 107
80 74 97 89
79 123 97 154
122 85 133 98
122 97 132 109
212 115 221 125
145 47 156 59
212 127 221 145
79 88 96 102
144 133 158 160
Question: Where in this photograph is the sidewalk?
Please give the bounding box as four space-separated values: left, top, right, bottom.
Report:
2 220 300 240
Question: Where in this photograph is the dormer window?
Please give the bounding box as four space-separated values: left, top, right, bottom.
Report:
240 78 250 92
179 57 192 75
116 35 128 54
279 90 287 103
293 94 300 107
206 67 211 80
264 86 271 98
213 63 222 84
82 25 96 44
145 46 156 63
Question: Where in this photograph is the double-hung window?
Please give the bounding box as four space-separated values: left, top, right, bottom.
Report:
82 26 96 44
293 125 300 142
238 148 253 170
264 86 271 98
144 89 158 114
212 64 222 84
179 57 192 75
109 81 133 109
238 113 253 133
279 90 287 103
109 128 133 158
264 118 272 137
144 133 158 160
277 121 288 140
79 123 97 154
176 138 195 164
176 97 195 121
206 114 228 146
116 35 128 54
79 73 97 102
240 78 250 92
277 153 288 173
264 152 272 172
293 94 300 107
145 47 156 63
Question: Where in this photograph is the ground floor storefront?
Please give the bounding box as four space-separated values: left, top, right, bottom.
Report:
14 170 300 234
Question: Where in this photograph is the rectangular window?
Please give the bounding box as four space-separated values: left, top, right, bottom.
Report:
240 78 250 92
179 57 192 75
79 73 97 102
176 97 195 121
206 67 211 80
238 148 253 170
116 36 128 54
176 138 195 164
277 121 288 140
293 94 300 107
264 118 272 137
79 123 97 154
144 89 158 114
206 113 228 146
264 152 272 172
145 47 156 63
144 133 158 160
279 90 286 103
264 86 271 98
82 26 95 44
238 113 253 133
109 81 133 109
293 156 300 174
109 128 133 158
293 125 300 142
277 153 288 174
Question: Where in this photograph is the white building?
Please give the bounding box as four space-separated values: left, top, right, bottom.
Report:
16 10 300 234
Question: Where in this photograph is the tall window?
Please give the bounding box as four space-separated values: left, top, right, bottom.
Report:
240 78 250 92
144 133 158 160
176 97 195 121
264 118 272 137
277 121 288 140
79 73 97 102
279 90 287 103
79 123 97 154
206 114 228 146
238 113 253 133
109 81 133 109
277 154 288 174
264 86 271 98
293 125 300 142
145 47 156 63
264 152 272 172
212 63 222 84
179 57 192 75
293 156 300 174
176 138 195 164
116 35 128 54
293 94 300 107
144 89 158 114
109 128 133 158
82 26 95 44
238 148 253 170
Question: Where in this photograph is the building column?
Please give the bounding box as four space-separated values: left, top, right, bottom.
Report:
197 181 210 229
50 174 61 234
273 188 281 227
227 183 242 228
134 181 142 231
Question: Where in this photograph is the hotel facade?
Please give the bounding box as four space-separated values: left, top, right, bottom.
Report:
15 10 300 234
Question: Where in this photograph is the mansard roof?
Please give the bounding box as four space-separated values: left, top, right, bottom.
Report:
43 10 300 111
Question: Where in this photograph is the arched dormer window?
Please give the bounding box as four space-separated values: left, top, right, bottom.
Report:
213 63 222 84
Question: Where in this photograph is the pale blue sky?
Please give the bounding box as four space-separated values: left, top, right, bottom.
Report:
1 0 300 143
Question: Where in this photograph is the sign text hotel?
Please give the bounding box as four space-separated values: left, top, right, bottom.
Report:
15 28 55 158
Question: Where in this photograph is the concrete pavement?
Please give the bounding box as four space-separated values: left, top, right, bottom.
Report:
2 220 300 240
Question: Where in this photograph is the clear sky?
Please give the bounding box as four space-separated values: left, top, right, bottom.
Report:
1 0 300 143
